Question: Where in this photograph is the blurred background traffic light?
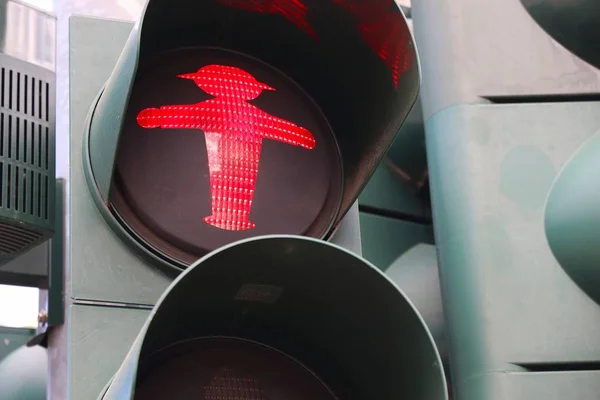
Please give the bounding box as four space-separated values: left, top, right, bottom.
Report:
0 343 47 399
413 0 600 398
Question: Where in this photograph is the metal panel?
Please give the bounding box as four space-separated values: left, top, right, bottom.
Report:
0 326 35 361
359 164 428 220
359 212 433 270
68 304 149 400
69 16 172 305
359 98 429 220
0 0 56 72
412 0 600 119
425 102 600 399
0 241 48 286
460 371 600 400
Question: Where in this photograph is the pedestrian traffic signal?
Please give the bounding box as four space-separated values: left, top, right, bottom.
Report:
123 54 333 237
135 62 318 232
83 0 418 272
99 236 447 400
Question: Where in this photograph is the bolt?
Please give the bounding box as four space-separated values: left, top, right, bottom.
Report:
38 310 48 325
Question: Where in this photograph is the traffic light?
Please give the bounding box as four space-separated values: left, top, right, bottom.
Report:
0 0 56 267
66 0 421 397
82 0 419 273
0 344 47 400
99 236 447 399
412 0 600 398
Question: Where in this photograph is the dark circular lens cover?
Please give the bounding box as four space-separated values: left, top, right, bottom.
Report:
134 338 337 400
112 48 342 265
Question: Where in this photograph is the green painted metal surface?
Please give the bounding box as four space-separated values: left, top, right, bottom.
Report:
385 97 429 193
359 163 426 219
411 0 600 121
48 178 65 325
69 16 172 306
100 235 447 400
412 0 600 397
0 344 47 399
521 0 600 69
424 102 600 400
0 327 36 361
458 370 600 399
68 304 150 400
0 242 49 288
359 212 433 270
359 98 430 220
545 130 600 305
386 244 446 362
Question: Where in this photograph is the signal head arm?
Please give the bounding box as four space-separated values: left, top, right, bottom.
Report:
261 116 316 149
137 105 209 129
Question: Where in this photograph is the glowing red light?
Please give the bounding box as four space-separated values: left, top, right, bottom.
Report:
137 64 316 231
335 0 411 88
216 0 317 40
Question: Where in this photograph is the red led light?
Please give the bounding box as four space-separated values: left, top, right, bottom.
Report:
335 0 411 88
137 64 316 231
216 0 317 40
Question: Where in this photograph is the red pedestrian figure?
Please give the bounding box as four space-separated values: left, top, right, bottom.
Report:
136 64 316 231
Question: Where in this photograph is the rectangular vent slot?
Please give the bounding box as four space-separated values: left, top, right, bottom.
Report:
16 72 20 112
8 70 12 110
15 116 20 161
0 113 3 156
6 163 11 209
38 79 42 120
45 82 49 122
1 68 4 108
30 76 35 117
7 114 11 159
24 75 28 114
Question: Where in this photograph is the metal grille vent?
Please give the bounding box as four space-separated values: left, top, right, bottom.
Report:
0 60 54 260
0 222 42 254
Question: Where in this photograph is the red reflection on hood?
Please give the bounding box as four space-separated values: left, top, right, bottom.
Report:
335 0 412 88
217 0 317 40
